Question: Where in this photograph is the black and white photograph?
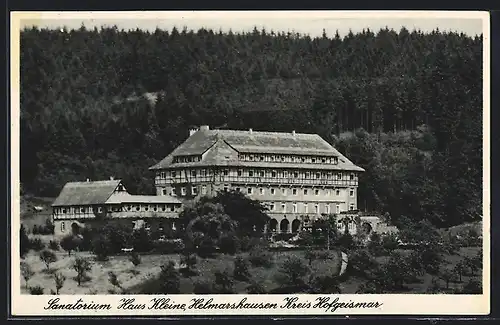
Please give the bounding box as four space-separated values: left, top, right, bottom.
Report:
10 10 490 316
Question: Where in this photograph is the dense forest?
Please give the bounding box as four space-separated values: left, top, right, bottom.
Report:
20 25 483 228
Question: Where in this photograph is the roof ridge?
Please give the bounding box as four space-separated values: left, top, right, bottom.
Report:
213 129 317 137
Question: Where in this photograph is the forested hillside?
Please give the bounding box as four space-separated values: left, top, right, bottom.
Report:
20 26 483 227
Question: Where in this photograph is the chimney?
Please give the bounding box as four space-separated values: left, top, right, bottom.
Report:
249 128 253 134
110 176 114 180
189 127 198 136
292 130 296 136
199 125 209 131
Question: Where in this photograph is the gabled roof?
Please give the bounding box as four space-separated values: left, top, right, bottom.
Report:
149 127 365 172
52 180 122 207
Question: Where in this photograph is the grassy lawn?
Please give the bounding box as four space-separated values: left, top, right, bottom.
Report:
129 249 342 294
20 249 180 295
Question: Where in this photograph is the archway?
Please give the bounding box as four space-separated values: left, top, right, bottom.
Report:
71 222 81 236
361 222 373 236
280 218 290 233
291 219 301 233
269 219 278 233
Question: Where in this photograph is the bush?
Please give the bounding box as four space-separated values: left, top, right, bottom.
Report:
367 233 385 256
214 269 234 293
49 240 60 251
132 227 154 253
246 281 267 294
29 286 44 295
239 236 267 252
158 261 180 294
39 249 58 270
197 237 217 258
21 261 35 289
275 255 310 287
91 235 112 261
193 280 214 294
129 252 142 267
219 234 241 255
462 279 482 294
381 233 399 251
153 239 185 254
180 253 198 276
348 249 379 278
60 235 77 256
108 271 122 291
273 233 295 242
54 272 66 294
304 249 318 266
32 225 40 235
307 274 341 294
233 256 251 281
20 225 31 257
30 238 45 251
248 247 274 268
316 250 331 260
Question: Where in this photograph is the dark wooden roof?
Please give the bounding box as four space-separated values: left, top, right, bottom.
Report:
52 180 122 207
149 127 365 172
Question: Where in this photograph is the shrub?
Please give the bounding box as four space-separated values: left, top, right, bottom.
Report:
180 253 198 276
158 261 180 294
21 261 34 289
193 280 214 294
39 249 58 270
132 227 154 253
367 233 385 256
274 233 294 242
214 269 234 293
108 271 122 291
91 235 112 261
337 233 355 250
304 249 318 266
275 255 310 287
54 272 66 294
348 249 379 278
307 275 341 294
49 240 60 251
462 279 482 294
29 286 44 295
30 238 45 251
248 247 274 268
219 234 240 255
153 239 185 255
60 235 77 256
233 256 251 281
316 250 331 260
20 225 31 257
32 225 39 235
73 257 92 286
129 252 142 267
246 281 266 294
381 233 399 251
196 237 217 258
419 246 442 275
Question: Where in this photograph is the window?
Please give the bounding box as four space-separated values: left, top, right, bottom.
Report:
61 222 65 232
283 171 288 178
223 185 229 192
259 171 264 177
336 204 340 213
312 158 316 163
160 172 166 178
325 205 330 214
235 187 241 192
170 205 175 212
201 169 206 177
316 172 320 179
191 170 197 177
181 187 186 196
98 207 103 213
201 186 207 195
314 205 319 214
171 188 176 196
350 189 354 197
322 158 326 163
191 187 198 195
271 171 277 178
80 207 85 213
153 205 158 212
172 171 177 178
350 173 355 180
237 170 242 176
136 205 140 212
349 203 355 211
271 188 276 195
282 188 287 195
260 156 264 161
270 203 276 211
337 173 342 180
325 189 330 196
162 188 167 195
145 205 149 212
294 172 299 178
282 204 286 213
292 188 297 195
249 170 254 177
223 169 229 176
62 208 67 214
305 172 310 179
293 204 297 213
315 189 320 196
247 188 253 195
336 189 340 196
304 189 308 195
304 204 308 213
258 188 264 195
161 205 166 212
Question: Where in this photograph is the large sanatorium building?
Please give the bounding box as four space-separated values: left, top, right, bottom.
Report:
52 126 372 237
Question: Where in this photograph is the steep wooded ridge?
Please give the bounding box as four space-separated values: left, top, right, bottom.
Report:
20 26 483 228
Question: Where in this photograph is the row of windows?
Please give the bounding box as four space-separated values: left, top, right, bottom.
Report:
159 169 356 181
267 202 356 214
54 204 179 215
238 153 339 165
163 185 356 198
173 155 202 163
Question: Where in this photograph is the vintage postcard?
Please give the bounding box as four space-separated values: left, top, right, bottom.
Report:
10 10 490 317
